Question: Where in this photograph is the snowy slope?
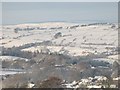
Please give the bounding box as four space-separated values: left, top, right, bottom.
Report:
0 56 29 61
1 22 118 57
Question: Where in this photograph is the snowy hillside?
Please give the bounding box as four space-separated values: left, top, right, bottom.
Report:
1 22 118 57
1 22 120 88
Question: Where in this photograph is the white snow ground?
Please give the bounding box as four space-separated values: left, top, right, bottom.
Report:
1 22 119 64
1 22 118 48
0 56 29 62
0 22 119 88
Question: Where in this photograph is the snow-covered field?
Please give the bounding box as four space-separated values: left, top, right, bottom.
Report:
1 22 119 66
1 22 119 88
0 56 29 61
0 69 24 76
1 22 118 57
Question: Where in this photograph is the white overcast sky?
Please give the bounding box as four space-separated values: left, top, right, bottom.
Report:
0 0 119 25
